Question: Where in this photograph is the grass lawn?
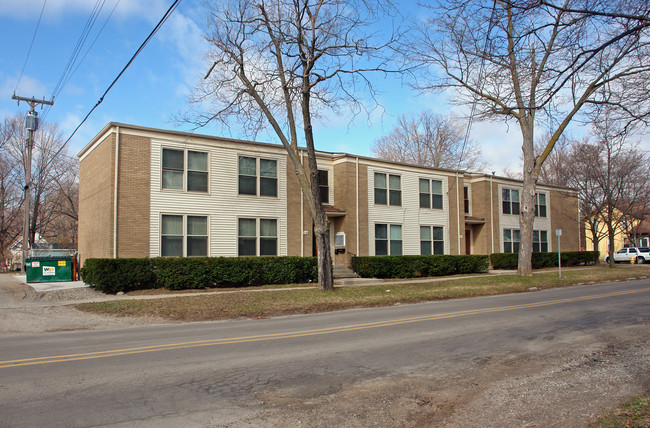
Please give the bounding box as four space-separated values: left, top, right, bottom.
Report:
588 394 650 428
74 266 650 322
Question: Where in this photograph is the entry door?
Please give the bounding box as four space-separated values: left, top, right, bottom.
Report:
465 230 471 255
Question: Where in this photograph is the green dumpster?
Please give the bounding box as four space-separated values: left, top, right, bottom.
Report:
25 257 73 283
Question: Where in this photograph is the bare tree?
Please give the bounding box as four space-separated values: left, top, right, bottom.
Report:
2 113 75 254
552 110 650 266
0 119 24 270
411 0 650 275
371 111 485 171
186 0 401 290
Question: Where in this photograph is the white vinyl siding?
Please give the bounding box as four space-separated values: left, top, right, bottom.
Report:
150 139 288 257
368 166 450 256
498 183 553 252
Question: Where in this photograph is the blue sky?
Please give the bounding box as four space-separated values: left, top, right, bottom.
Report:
0 0 562 173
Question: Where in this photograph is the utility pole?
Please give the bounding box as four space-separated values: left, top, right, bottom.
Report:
12 94 54 272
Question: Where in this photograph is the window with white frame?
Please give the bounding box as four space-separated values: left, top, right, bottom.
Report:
503 228 520 253
420 225 444 255
238 156 278 197
502 188 520 215
374 172 401 206
318 170 329 204
533 230 549 252
419 178 443 209
238 218 278 256
535 193 547 217
375 223 402 255
161 214 208 257
162 148 208 192
464 186 470 214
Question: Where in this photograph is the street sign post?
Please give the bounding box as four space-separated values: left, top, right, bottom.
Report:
556 229 562 278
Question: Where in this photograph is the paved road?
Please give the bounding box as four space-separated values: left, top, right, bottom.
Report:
0 280 648 427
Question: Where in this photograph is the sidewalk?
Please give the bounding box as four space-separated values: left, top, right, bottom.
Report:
11 274 88 292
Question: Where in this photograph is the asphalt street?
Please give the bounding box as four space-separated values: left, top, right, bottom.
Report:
0 279 648 427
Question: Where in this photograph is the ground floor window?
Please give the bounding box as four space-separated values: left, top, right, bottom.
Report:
503 228 520 253
238 218 278 256
161 214 208 257
533 230 549 252
503 229 549 253
375 223 402 256
420 225 444 255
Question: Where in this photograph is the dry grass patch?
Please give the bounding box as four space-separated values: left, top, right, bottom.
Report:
75 266 650 322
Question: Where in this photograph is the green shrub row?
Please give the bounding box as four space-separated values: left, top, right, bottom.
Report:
352 255 490 279
80 256 318 294
490 251 600 270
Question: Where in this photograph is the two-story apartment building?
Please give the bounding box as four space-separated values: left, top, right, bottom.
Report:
77 123 581 266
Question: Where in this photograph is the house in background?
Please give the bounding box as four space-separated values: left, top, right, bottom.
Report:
7 233 50 271
77 123 581 266
585 206 650 254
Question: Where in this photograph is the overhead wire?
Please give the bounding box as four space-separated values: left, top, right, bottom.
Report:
43 0 122 120
49 0 107 101
457 1 498 172
14 0 48 93
39 0 183 175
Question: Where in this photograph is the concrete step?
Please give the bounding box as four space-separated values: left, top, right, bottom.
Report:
333 264 359 279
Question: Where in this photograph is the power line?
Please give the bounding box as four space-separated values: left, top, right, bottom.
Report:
50 0 107 100
14 0 48 93
43 0 122 120
41 0 183 173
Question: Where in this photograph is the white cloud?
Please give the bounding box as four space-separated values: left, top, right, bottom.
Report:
0 73 50 100
0 0 168 23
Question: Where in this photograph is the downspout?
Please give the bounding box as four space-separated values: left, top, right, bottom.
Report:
356 157 360 257
113 126 120 258
577 196 581 251
490 174 495 254
300 151 304 257
456 173 461 254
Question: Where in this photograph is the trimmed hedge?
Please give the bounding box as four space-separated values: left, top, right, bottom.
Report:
352 255 490 279
80 256 318 294
490 251 600 270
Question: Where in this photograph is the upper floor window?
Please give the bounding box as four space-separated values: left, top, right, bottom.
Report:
421 225 444 255
533 230 548 252
162 148 208 192
420 178 443 209
464 186 470 214
375 223 402 255
239 156 277 197
535 193 547 217
502 188 520 215
161 214 208 257
238 218 278 256
375 173 401 206
318 170 329 204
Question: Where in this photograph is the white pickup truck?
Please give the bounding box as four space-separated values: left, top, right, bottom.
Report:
603 247 650 264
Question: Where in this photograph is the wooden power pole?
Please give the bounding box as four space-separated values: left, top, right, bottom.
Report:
11 94 54 271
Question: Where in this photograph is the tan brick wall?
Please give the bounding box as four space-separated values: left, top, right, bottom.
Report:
332 160 368 265
447 174 465 255
78 134 115 263
550 189 580 251
116 133 151 258
286 155 303 256
469 179 500 255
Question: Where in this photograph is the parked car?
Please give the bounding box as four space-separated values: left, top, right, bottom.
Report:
603 247 650 264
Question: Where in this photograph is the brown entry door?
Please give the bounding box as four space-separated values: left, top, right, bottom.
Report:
465 230 471 255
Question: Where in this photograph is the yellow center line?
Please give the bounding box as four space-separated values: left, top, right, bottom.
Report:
1 287 648 369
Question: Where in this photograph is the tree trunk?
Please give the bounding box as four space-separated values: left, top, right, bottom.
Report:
518 121 536 276
301 80 334 291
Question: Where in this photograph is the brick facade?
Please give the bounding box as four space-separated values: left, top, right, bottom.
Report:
78 123 581 265
78 133 115 262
